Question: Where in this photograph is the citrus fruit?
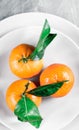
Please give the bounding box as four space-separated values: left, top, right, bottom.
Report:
6 79 42 111
40 63 74 97
9 44 43 78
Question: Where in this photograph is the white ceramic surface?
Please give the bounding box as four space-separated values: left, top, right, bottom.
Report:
0 13 79 45
0 26 79 130
0 13 79 130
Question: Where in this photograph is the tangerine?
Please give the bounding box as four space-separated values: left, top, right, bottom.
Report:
6 79 42 111
9 44 43 78
40 63 74 97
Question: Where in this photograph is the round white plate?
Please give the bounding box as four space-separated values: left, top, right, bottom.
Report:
0 12 79 130
0 26 79 130
0 12 79 45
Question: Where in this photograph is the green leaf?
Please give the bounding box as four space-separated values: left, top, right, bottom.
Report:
36 33 57 59
14 95 42 128
27 80 68 97
38 19 50 40
29 19 57 60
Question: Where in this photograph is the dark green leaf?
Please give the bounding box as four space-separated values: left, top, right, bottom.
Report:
29 19 57 60
14 95 42 128
36 33 57 59
28 80 68 97
38 19 50 40
18 117 26 122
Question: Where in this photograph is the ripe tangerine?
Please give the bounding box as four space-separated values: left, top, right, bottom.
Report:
6 79 42 111
40 63 74 97
9 44 43 78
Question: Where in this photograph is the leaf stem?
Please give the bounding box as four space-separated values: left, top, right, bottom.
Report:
22 82 30 96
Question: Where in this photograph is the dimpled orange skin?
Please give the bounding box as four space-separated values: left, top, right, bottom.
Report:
6 79 42 111
40 63 74 97
9 44 43 78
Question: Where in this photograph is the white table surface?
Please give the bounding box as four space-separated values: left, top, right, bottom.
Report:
0 0 79 130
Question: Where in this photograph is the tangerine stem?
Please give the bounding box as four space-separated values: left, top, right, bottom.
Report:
22 82 30 96
18 57 29 63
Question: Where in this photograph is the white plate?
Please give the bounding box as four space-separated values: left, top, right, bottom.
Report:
0 26 79 130
0 12 79 45
0 12 79 130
